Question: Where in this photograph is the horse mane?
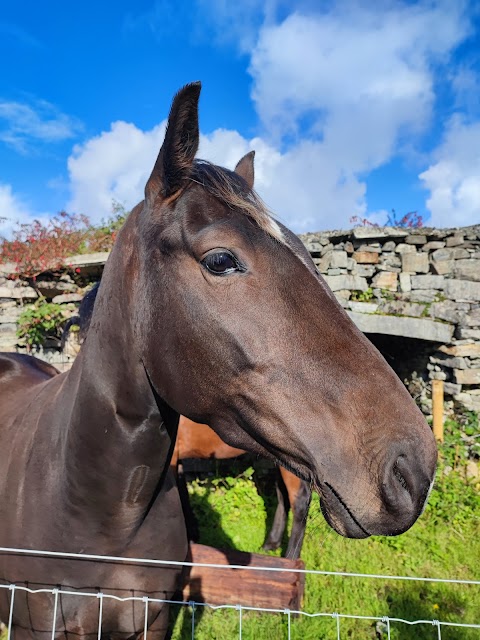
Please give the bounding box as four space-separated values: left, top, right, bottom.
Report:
189 160 284 244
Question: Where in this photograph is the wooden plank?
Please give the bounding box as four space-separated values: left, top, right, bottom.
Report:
181 543 305 610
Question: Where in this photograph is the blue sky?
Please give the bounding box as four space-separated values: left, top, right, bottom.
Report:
1 0 480 236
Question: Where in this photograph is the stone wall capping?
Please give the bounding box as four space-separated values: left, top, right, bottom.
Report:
347 311 454 343
353 226 408 239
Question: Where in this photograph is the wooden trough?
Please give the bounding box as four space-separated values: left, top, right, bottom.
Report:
181 543 305 610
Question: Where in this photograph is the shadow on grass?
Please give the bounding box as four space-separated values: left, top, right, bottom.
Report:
182 456 287 554
381 583 476 640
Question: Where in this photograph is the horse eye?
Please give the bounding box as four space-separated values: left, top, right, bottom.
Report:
201 251 241 275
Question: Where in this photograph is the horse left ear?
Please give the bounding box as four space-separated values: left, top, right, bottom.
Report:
145 82 201 205
234 150 255 189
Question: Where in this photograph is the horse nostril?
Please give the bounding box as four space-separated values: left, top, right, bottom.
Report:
393 458 409 493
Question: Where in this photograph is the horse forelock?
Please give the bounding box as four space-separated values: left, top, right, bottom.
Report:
188 160 285 245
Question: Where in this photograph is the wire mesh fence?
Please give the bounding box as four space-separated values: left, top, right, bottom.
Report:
1 546 479 639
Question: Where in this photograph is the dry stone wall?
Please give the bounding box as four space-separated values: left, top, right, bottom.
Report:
1 226 479 415
300 224 480 414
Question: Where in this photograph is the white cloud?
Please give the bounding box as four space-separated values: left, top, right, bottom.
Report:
67 121 167 220
419 115 480 227
250 3 468 158
66 119 368 231
0 99 81 153
0 184 37 238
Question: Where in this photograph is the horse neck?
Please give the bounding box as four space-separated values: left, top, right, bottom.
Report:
56 215 179 544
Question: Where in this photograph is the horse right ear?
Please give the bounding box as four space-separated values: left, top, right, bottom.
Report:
234 150 255 190
145 82 201 205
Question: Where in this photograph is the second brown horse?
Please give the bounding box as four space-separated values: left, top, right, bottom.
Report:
174 417 310 559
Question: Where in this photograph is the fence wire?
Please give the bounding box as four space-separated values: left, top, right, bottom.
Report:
0 546 479 638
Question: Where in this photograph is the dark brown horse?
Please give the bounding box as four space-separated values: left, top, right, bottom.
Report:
64 283 311 559
0 82 437 640
173 417 311 559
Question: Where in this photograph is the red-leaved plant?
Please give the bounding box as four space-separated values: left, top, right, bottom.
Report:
0 212 90 279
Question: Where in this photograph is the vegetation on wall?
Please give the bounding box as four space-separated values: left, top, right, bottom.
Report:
0 204 127 279
350 210 423 228
16 300 68 350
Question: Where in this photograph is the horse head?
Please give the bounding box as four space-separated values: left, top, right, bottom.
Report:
97 82 437 540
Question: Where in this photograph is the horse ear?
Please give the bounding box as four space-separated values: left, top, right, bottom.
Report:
234 150 255 189
145 82 201 204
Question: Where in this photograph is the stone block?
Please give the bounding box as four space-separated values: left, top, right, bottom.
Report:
327 268 342 276
430 355 469 369
409 290 439 303
355 265 376 277
0 286 37 299
0 300 16 310
358 243 382 252
353 251 379 264
406 235 427 244
429 301 463 324
410 275 444 290
330 251 348 269
345 241 354 253
321 243 333 256
432 247 469 261
454 369 480 385
401 252 429 273
382 241 396 252
431 260 453 275
439 343 480 358
305 241 322 253
454 393 480 412
316 253 331 273
453 259 480 282
457 328 480 339
395 243 417 254
445 235 464 247
399 273 411 293
323 275 368 292
443 382 461 396
347 312 454 342
0 315 21 324
379 301 425 317
348 302 379 314
462 308 480 327
52 293 84 304
372 272 398 291
430 371 447 380
380 253 401 268
444 279 480 302
422 241 445 251
0 323 17 334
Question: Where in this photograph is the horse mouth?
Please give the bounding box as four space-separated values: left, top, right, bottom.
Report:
317 482 371 539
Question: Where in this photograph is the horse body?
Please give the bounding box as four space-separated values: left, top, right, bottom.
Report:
0 83 437 640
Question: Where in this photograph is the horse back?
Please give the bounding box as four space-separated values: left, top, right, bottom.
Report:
0 353 59 401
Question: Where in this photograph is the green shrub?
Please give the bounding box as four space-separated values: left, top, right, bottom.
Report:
17 301 67 350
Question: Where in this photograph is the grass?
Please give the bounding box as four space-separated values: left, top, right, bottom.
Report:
168 423 480 640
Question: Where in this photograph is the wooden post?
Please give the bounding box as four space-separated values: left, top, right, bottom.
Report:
182 543 305 610
432 379 444 442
